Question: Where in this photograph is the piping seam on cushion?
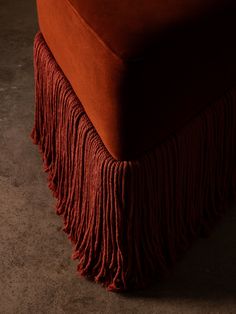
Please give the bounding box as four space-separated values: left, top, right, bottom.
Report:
65 0 124 63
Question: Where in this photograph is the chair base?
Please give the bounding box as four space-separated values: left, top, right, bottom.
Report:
31 32 236 292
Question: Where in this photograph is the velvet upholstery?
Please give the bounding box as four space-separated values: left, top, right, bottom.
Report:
36 0 236 159
68 0 232 59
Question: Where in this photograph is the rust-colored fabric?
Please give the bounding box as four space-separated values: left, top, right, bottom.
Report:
68 0 231 59
36 0 236 159
32 33 236 291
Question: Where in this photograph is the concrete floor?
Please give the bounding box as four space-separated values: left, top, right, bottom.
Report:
0 1 236 313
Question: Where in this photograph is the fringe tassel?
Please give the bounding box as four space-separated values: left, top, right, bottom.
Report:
31 32 236 292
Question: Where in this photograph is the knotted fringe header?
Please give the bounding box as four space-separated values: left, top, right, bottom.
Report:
31 32 236 292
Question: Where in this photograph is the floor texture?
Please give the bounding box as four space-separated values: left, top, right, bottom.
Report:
0 1 236 313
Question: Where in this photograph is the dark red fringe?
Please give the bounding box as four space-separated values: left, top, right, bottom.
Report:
31 32 236 292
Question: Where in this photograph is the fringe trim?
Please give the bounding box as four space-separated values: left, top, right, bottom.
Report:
31 32 236 292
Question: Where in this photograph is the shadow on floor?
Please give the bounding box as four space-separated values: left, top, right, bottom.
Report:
122 201 236 301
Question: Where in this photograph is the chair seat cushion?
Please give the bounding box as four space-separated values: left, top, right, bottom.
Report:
36 0 236 159
68 0 230 59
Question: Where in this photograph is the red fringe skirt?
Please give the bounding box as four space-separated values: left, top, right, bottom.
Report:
31 32 236 292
